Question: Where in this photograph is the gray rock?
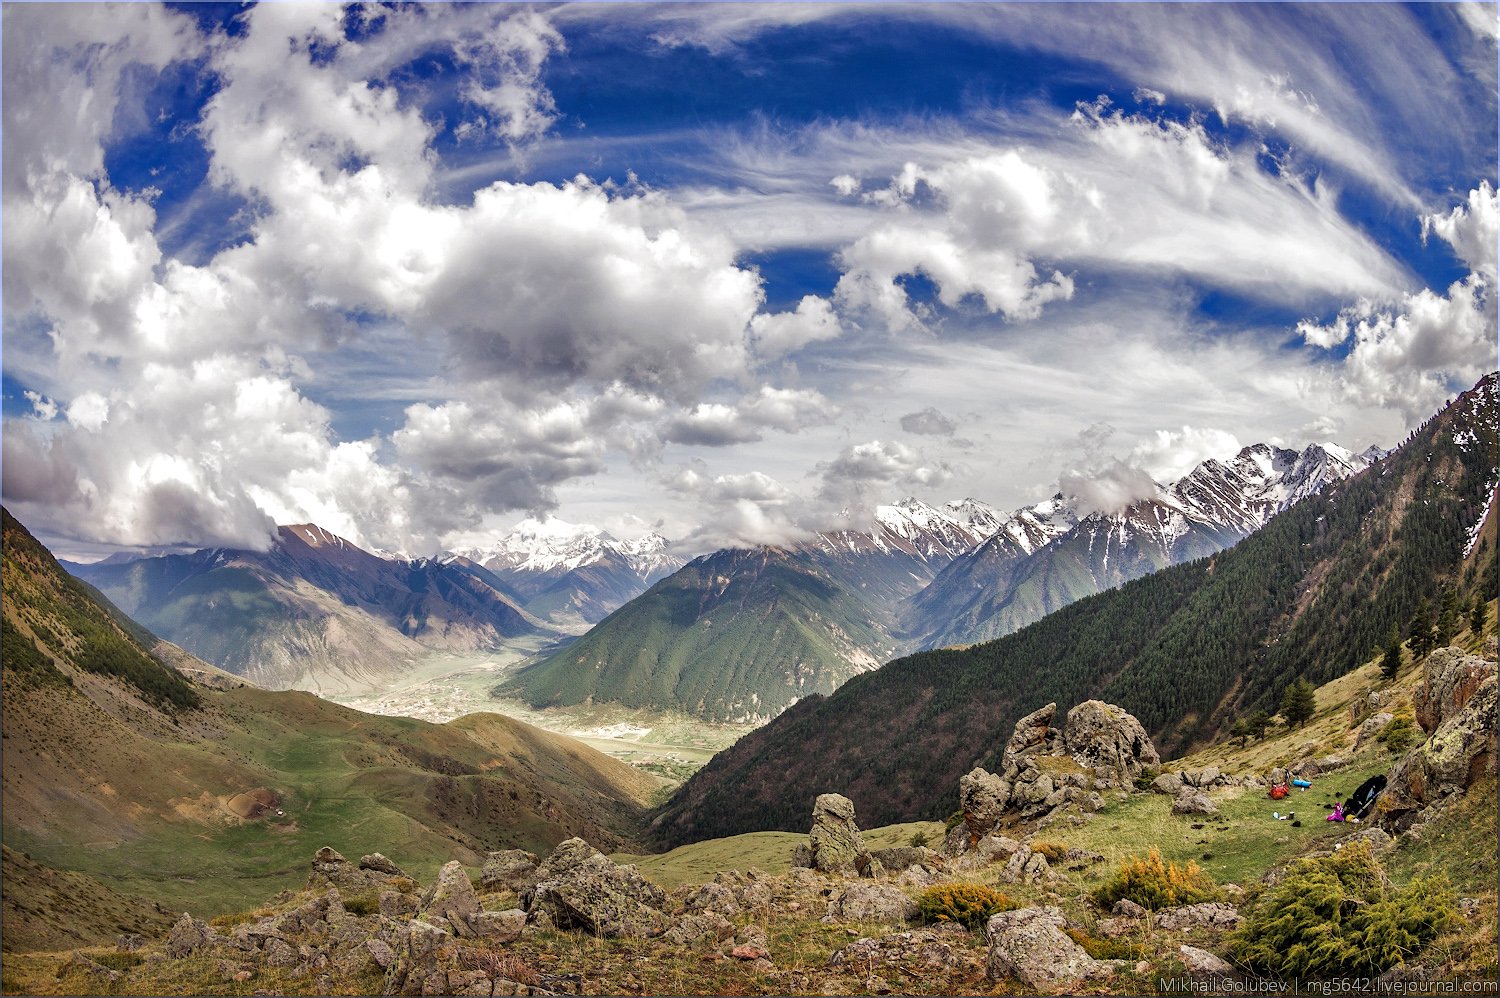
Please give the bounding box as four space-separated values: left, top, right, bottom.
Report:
684 881 740 918
166 913 214 958
480 849 540 893
1003 703 1061 766
869 846 940 873
1356 712 1396 750
957 768 1012 839
358 853 407 878
1179 944 1233 976
829 882 916 923
1151 772 1186 795
806 793 869 875
263 937 299 967
998 848 1055 884
1154 903 1241 931
1415 648 1496 733
1384 671 1497 827
419 861 480 936
472 908 527 943
365 937 397 969
664 911 733 947
380 890 418 918
116 933 145 952
522 838 668 938
828 927 968 971
985 906 1112 988
1063 700 1160 788
975 834 1023 864
1111 898 1148 918
1172 791 1219 815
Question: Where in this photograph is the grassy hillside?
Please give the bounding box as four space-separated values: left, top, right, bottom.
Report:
498 547 899 723
653 375 1498 846
1 509 658 950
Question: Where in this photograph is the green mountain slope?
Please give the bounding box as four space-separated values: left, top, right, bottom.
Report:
1 509 656 951
497 547 899 723
652 374 1499 846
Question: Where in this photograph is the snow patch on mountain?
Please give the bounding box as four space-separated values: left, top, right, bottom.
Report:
453 518 680 580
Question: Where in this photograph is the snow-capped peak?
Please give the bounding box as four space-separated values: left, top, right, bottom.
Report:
451 518 681 579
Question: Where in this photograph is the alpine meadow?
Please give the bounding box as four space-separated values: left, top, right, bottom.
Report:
1 5 1497 997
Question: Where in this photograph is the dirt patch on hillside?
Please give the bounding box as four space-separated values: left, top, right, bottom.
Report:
225 788 280 820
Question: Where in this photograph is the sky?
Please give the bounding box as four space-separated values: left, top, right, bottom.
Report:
2 2 1497 560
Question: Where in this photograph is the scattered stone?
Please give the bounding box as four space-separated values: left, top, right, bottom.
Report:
359 853 407 877
166 912 214 958
1346 827 1393 852
1153 903 1241 931
366 938 397 969
665 911 733 948
869 846 940 873
1179 944 1233 977
1172 792 1218 816
1356 712 1396 750
473 909 527 943
116 933 145 952
480 849 540 893
683 881 740 918
1150 773 1185 796
522 838 669 938
985 906 1114 989
998 848 1056 884
419 861 481 936
828 926 969 972
828 882 916 923
1111 899 1148 918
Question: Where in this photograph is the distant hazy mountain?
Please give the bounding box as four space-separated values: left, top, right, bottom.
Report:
906 442 1381 648
67 524 545 693
451 518 684 629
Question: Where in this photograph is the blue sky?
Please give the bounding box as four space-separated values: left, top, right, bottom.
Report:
2 2 1496 558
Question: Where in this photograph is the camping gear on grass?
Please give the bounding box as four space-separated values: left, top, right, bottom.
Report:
1327 802 1345 822
1269 783 1290 800
1343 774 1387 821
1291 778 1312 788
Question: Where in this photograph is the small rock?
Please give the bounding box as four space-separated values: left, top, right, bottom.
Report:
1179 944 1232 976
730 943 769 960
166 912 214 958
1172 792 1218 816
829 882 916 923
1111 898 1148 918
472 908 527 943
359 853 407 877
116 933 146 952
366 937 396 969
1154 903 1241 931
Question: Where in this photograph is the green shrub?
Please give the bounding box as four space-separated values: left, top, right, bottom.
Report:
1228 842 1455 979
1065 927 1149 961
915 882 1016 930
1091 848 1219 911
908 829 931 848
343 891 381 916
1379 712 1421 753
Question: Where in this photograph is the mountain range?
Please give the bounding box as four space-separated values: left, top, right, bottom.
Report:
501 441 1382 722
650 373 1499 846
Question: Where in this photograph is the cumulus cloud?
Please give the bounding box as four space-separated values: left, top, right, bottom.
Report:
452 10 566 145
1298 181 1498 420
899 406 957 436
1059 460 1164 517
1127 425 1243 481
749 295 841 359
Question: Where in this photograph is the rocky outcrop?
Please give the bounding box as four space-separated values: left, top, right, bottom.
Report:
828 925 974 975
165 913 215 958
521 838 669 938
481 850 540 893
985 906 1118 988
791 794 883 877
1414 648 1495 733
1382 662 1497 830
1153 903 1241 931
1355 712 1396 750
1063 700 1160 787
947 700 1158 852
826 882 916 923
1171 792 1218 816
419 861 482 936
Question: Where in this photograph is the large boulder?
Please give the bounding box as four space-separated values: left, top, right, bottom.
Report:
985 906 1114 988
1063 700 1161 787
1172 792 1218 816
1414 648 1496 733
1383 671 1498 828
419 862 481 936
1151 772 1186 796
828 882 917 923
1003 702 1061 766
957 769 1011 840
522 838 669 938
798 794 875 876
165 913 214 958
1355 712 1396 751
481 850 540 894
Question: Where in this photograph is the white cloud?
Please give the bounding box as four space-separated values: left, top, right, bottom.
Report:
1127 426 1243 481
452 10 565 145
899 407 958 436
1059 460 1164 517
749 295 841 360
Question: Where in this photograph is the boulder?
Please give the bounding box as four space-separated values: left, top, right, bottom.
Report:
1383 671 1497 828
1414 648 1496 733
1172 792 1218 816
664 911 733 948
828 926 969 972
828 882 916 923
1151 773 1186 796
869 846 941 873
1003 702 1061 766
418 861 480 936
1111 899 1148 919
358 853 407 878
683 881 741 918
1153 903 1241 931
1062 700 1161 787
804 793 871 875
1179 944 1233 976
957 769 1011 839
480 849 540 893
998 848 1055 884
472 909 527 943
522 838 668 938
1355 712 1396 750
166 913 214 958
985 906 1112 988
1182 766 1220 789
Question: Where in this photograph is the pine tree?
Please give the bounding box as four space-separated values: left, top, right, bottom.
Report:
1247 709 1271 741
1436 586 1459 646
1407 597 1436 658
1280 678 1316 728
1380 636 1403 681
1230 716 1252 748
1472 597 1489 636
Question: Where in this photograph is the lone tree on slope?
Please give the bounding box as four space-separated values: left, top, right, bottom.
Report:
1280 677 1316 728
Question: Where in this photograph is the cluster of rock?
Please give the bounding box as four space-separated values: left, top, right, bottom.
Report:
945 700 1159 852
1382 648 1497 831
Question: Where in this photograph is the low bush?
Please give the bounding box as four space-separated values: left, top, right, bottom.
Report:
1091 848 1219 911
915 882 1016 931
1228 842 1455 979
1065 927 1149 961
1030 840 1069 863
908 829 931 848
1379 711 1420 753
